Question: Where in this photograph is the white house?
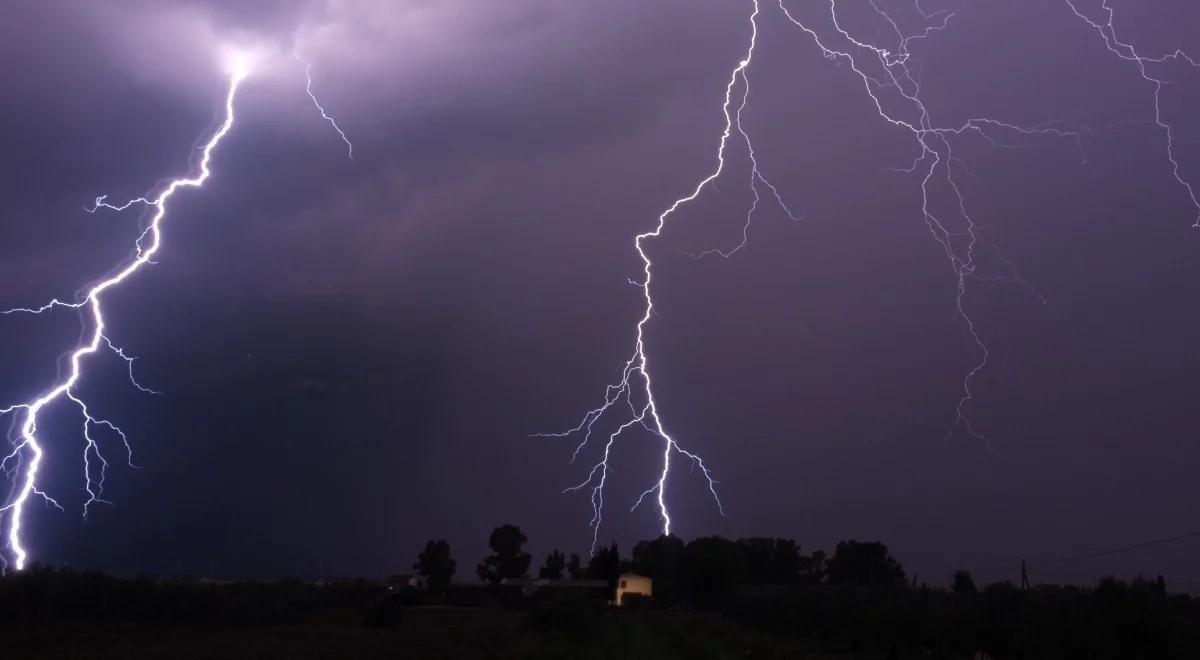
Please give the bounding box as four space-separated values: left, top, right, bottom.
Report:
615 572 652 606
386 574 420 590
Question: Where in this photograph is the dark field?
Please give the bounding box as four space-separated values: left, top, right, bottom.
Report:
5 608 526 660
3 607 839 660
5 565 1200 659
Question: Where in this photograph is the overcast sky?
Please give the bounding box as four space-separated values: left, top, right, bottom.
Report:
2 0 1200 587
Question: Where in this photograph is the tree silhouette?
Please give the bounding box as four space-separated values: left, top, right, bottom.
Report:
952 569 977 594
476 524 532 585
631 534 686 605
684 536 746 607
566 553 583 580
738 537 803 585
586 542 621 587
539 550 566 580
799 549 826 585
824 540 905 587
414 539 456 594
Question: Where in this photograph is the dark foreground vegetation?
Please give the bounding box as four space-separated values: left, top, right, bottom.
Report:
4 531 1200 659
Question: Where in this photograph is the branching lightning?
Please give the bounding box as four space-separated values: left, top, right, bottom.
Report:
1064 0 1200 226
4 0 1196 571
540 1 791 554
547 0 1199 550
0 60 249 571
776 0 1032 452
770 0 1199 454
0 46 360 570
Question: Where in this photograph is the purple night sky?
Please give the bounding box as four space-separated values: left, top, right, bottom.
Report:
2 0 1200 588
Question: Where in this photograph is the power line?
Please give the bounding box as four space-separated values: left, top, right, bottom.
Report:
1051 530 1200 564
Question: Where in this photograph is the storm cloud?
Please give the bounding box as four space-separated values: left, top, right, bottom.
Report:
2 0 1200 587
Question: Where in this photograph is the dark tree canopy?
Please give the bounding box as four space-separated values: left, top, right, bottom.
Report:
585 542 621 587
631 535 686 605
738 537 803 585
566 553 584 580
798 549 826 586
414 539 456 594
952 569 977 594
476 524 532 585
539 550 566 580
684 536 746 607
824 540 906 587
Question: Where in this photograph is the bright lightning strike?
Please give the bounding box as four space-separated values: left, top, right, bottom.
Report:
540 1 788 555
546 0 1171 550
301 59 355 160
0 62 248 571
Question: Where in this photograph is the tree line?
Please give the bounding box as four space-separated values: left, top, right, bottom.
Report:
412 525 1200 657
414 523 910 605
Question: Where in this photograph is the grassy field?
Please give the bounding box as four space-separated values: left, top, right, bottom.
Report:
7 568 1194 658
2 606 865 660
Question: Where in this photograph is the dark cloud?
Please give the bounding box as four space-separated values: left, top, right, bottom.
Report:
2 0 1200 587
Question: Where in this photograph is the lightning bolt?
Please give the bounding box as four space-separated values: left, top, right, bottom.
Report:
1064 0 1200 225
774 0 1096 452
0 60 249 571
5 1 1193 572
301 59 355 160
541 1 786 554
546 0 1130 549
